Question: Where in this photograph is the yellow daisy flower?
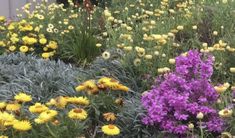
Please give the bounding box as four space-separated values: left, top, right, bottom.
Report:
102 124 120 136
6 102 21 111
19 46 29 53
68 108 88 120
14 92 32 102
103 112 116 121
0 102 6 109
67 97 90 106
34 110 58 124
13 120 32 131
0 111 16 126
219 109 233 118
0 135 8 138
29 103 49 113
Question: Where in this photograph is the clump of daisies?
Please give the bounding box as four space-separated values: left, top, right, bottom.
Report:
141 50 224 136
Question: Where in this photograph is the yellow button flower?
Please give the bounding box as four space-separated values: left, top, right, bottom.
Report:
68 108 88 120
42 52 50 59
14 92 32 102
9 46 16 52
102 124 120 136
19 46 29 53
219 109 233 118
39 38 47 45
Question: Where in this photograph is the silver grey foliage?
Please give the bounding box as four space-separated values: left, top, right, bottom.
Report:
0 53 83 102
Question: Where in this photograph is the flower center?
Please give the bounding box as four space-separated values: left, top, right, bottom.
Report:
108 124 115 129
223 110 229 114
74 108 82 113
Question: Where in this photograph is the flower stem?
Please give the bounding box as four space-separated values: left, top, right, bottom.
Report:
199 120 204 138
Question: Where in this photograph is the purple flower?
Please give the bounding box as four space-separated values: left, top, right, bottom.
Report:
141 50 223 135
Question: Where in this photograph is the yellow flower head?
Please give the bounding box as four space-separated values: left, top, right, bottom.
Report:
103 112 116 121
0 111 16 126
9 46 16 52
0 102 6 109
42 52 51 59
76 80 99 94
101 124 120 136
67 97 90 106
13 120 32 131
68 108 88 120
219 109 233 118
6 102 21 111
34 110 58 124
55 96 68 109
48 41 58 49
19 46 29 53
0 135 8 138
19 24 33 32
0 16 6 22
39 38 47 45
14 92 32 102
29 103 49 113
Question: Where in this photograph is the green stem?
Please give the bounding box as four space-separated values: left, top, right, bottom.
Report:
46 123 57 138
199 120 204 138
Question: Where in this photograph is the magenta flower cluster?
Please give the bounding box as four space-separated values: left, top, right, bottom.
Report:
141 50 224 134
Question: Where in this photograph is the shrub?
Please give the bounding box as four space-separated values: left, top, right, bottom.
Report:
0 53 83 102
141 50 224 137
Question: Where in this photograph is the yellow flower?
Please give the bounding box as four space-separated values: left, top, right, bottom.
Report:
219 109 233 118
48 41 58 49
221 132 232 138
14 92 32 102
34 110 58 124
0 111 15 126
13 120 32 131
39 38 47 45
214 85 227 94
55 96 68 109
97 77 119 89
19 24 33 32
102 51 111 60
0 135 8 138
0 102 6 109
0 41 6 47
6 102 21 111
22 36 37 45
8 46 16 52
230 67 235 73
76 80 99 94
113 84 129 92
101 124 120 136
114 98 123 106
169 58 176 64
103 112 116 121
67 97 90 106
19 46 29 53
133 58 141 66
68 108 88 120
29 103 48 113
196 112 204 119
0 16 6 22
42 52 50 59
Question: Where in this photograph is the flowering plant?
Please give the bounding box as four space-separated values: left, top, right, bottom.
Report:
141 50 224 135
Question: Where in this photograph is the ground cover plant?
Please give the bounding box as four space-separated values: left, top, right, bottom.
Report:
0 0 235 137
